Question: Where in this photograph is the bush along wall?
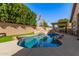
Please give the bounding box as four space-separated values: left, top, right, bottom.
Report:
0 3 37 26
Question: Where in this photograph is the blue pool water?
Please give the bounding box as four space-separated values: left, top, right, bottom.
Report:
17 33 63 48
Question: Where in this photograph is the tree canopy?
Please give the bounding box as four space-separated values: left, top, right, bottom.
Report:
57 18 69 28
0 3 36 26
43 20 49 27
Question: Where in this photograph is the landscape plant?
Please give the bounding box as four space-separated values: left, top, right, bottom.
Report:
0 3 36 26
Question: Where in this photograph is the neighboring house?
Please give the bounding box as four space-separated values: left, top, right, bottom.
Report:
70 3 79 36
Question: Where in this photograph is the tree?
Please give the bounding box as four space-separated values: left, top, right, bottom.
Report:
0 3 37 26
43 20 48 27
39 18 48 27
38 15 41 21
58 18 69 28
57 18 69 32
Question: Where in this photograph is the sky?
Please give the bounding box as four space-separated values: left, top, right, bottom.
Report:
25 3 73 26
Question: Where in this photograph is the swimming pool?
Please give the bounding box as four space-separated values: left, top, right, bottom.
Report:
17 33 63 48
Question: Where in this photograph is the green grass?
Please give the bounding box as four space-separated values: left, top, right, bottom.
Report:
0 36 13 43
0 32 34 43
10 32 34 37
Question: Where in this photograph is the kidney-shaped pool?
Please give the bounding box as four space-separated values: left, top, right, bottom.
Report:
17 33 64 48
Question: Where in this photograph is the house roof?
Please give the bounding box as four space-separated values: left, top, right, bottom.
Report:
70 3 77 22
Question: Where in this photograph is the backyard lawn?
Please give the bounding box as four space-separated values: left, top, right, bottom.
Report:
0 36 13 43
0 32 34 43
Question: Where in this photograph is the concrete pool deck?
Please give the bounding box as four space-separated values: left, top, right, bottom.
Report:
0 40 23 56
0 33 79 56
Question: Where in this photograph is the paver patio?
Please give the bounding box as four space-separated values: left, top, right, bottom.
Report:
12 34 79 56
